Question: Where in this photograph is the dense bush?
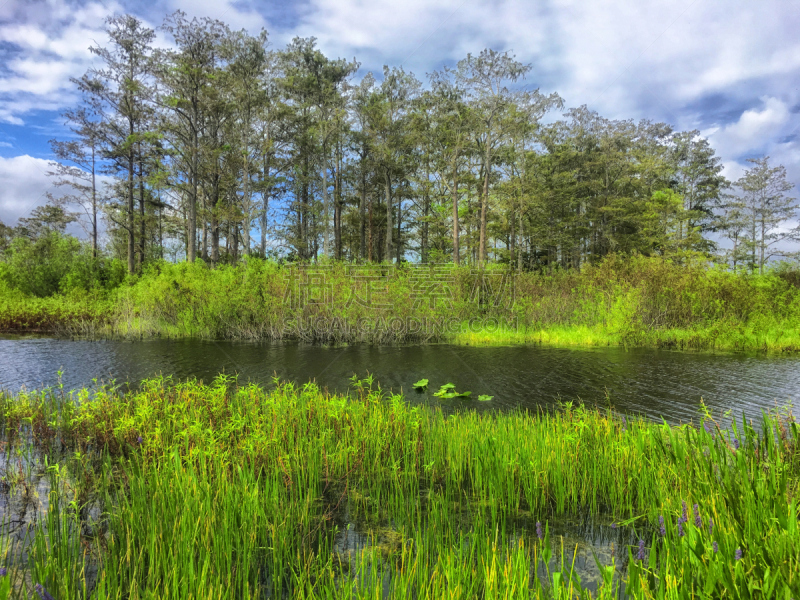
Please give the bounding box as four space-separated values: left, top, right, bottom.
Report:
3 251 800 350
0 232 126 297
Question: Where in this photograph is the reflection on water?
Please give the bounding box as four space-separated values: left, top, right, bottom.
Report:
1 335 799 425
1 336 795 596
333 502 636 596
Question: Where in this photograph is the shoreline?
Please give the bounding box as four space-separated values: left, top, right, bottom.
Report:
3 323 800 354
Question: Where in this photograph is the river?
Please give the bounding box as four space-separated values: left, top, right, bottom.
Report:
1 335 798 425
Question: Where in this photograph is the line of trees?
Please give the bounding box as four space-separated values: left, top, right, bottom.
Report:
33 12 799 273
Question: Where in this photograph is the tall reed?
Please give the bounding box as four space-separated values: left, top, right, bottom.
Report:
0 376 797 597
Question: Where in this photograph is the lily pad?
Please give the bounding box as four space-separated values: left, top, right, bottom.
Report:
434 383 471 399
412 378 429 390
478 395 493 402
433 383 454 397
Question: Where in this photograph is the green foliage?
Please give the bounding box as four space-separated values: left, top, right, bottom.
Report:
0 231 125 297
4 254 800 351
433 382 471 398
0 377 797 597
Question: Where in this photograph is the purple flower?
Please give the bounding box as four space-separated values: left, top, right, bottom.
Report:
35 584 56 600
704 421 713 436
678 522 685 537
637 539 646 561
732 437 740 450
708 518 714 536
693 504 701 528
735 548 742 561
681 501 688 523
622 416 627 431
611 522 617 529
0 567 6 576
712 541 718 554
659 515 666 537
137 436 143 445
536 521 543 540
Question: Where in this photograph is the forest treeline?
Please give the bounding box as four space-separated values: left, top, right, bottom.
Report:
0 11 798 277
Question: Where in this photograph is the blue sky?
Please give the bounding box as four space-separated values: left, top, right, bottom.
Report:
1 0 799 229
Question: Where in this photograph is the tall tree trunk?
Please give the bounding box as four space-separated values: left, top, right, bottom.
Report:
242 118 251 261
517 211 523 273
242 172 251 260
211 194 220 267
188 122 198 263
360 161 367 261
368 189 373 262
509 204 515 269
452 163 460 265
478 146 490 267
759 197 765 274
384 168 392 262
396 195 402 263
466 180 472 265
335 143 342 259
158 199 163 260
127 148 135 274
261 140 271 257
322 143 329 256
201 197 208 261
138 154 146 270
91 146 97 259
232 224 239 263
261 192 269 259
422 160 429 264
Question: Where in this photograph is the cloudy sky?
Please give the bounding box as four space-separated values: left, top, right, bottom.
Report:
1 0 799 228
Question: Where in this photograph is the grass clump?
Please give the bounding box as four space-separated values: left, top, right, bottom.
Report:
109 256 800 351
0 376 797 598
4 254 800 352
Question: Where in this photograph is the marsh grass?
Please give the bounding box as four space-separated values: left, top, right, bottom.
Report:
4 256 800 352
0 375 796 598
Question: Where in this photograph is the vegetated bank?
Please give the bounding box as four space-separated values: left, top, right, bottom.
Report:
3 254 800 352
0 376 797 598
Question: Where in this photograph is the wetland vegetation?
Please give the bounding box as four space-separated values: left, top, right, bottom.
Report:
0 375 797 598
3 255 800 353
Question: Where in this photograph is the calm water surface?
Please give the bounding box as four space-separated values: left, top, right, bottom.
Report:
1 335 798 424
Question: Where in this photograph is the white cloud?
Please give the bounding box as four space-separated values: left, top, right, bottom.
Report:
708 97 792 158
0 142 12 148
166 0 269 32
0 154 56 224
3 0 800 129
0 0 125 124
720 160 745 183
290 0 552 80
284 0 800 125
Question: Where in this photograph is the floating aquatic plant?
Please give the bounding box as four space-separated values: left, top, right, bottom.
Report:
432 383 471 398
412 379 428 390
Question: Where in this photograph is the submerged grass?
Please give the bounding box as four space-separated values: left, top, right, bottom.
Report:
4 255 800 352
0 376 797 598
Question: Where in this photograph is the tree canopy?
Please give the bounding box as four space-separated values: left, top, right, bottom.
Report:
7 11 798 273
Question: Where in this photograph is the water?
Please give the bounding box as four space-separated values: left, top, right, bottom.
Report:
1 335 799 425
2 335 795 595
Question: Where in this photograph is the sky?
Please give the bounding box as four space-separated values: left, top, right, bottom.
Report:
1 0 799 234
